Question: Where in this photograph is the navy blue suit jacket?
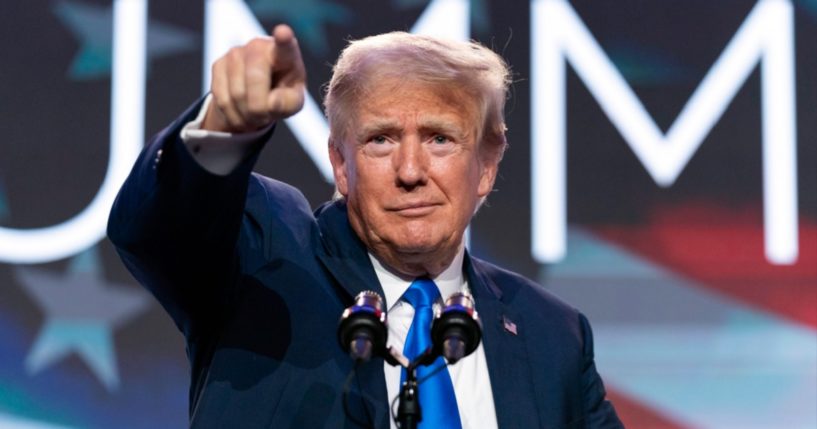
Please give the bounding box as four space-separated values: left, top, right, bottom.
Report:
108 101 623 428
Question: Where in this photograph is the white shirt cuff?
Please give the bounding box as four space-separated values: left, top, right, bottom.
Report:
180 94 272 175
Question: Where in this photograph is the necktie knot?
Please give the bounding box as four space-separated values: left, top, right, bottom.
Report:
402 277 440 310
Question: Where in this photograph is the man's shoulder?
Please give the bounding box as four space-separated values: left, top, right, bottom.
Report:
244 173 314 219
470 256 579 319
238 174 320 256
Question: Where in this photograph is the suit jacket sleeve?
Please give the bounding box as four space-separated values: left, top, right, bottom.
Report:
106 99 271 341
579 313 625 428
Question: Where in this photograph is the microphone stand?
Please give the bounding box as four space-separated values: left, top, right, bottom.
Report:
396 347 437 429
397 364 420 429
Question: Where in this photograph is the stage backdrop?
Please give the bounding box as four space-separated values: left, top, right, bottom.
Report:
1 0 815 427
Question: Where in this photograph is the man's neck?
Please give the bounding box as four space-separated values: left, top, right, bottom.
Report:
369 245 466 310
370 239 465 279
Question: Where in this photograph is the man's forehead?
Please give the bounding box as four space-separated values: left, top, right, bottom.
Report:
356 114 469 133
358 81 478 118
332 77 484 140
364 77 472 102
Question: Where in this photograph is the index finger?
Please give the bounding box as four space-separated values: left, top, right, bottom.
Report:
271 24 304 81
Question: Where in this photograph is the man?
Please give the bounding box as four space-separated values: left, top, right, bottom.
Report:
108 25 623 428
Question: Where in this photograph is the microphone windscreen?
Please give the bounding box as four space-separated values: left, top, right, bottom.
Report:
431 292 481 364
337 291 388 361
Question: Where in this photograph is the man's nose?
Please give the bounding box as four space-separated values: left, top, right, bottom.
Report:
394 138 428 188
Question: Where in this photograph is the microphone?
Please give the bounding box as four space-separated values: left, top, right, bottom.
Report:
431 292 481 364
337 291 388 362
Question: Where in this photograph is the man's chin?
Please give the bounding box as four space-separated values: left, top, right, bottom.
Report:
391 242 438 256
379 236 444 258
371 237 462 277
389 236 462 260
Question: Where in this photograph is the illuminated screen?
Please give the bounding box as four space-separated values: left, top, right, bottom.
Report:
1 0 815 427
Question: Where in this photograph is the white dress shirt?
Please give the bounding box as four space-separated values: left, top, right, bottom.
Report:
370 249 498 429
181 96 498 428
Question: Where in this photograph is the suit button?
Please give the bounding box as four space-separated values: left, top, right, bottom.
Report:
153 149 163 169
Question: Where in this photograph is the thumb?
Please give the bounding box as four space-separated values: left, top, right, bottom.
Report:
267 85 305 119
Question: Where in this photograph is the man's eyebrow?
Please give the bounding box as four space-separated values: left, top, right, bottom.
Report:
357 119 402 137
418 117 470 137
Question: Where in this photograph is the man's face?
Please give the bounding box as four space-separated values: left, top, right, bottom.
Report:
329 78 498 276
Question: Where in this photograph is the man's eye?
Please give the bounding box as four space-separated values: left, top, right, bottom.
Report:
371 135 387 144
433 135 450 144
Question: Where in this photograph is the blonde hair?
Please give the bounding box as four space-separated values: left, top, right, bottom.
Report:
324 32 511 164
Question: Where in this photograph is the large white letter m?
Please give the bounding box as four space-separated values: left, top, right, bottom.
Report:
531 0 798 265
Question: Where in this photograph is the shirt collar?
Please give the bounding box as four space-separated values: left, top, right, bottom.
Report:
369 246 466 311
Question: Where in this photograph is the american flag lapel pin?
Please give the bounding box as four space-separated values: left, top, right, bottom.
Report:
502 316 517 335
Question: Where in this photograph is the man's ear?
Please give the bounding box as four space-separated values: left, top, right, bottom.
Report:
328 139 349 196
477 158 499 199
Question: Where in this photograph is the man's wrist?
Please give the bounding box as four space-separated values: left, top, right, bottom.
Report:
180 94 273 175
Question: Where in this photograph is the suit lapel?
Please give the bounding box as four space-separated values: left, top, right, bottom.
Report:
465 256 542 428
313 200 386 302
312 200 390 428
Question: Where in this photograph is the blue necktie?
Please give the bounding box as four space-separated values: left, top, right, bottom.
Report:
401 278 462 428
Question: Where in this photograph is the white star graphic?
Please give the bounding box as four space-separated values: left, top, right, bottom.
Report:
15 247 150 391
53 0 199 79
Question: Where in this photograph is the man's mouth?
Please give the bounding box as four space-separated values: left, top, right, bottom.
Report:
388 202 440 217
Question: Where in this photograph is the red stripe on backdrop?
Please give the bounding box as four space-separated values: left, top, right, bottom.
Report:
593 202 817 328
606 388 688 429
